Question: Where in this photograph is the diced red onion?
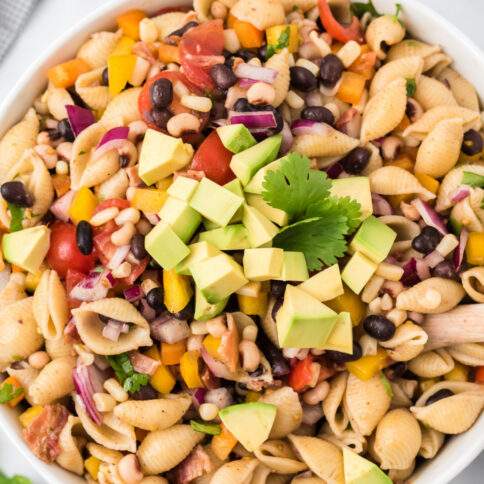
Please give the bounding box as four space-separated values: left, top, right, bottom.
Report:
291 119 331 136
401 258 420 287
412 199 448 235
335 107 361 138
416 259 431 280
70 271 109 301
192 388 206 405
423 250 445 269
238 78 258 88
451 186 470 203
93 355 110 371
228 111 277 130
453 228 468 271
102 320 127 342
66 105 95 137
234 63 277 83
50 190 76 222
372 194 393 216
107 245 130 270
72 363 105 425
97 126 130 148
105 271 116 287
325 162 344 179
150 317 190 343
200 347 234 379
280 121 293 155
204 387 233 409
124 285 143 302
129 352 160 376
139 298 157 321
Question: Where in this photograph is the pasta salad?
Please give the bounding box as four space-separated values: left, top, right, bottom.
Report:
0 0 483 482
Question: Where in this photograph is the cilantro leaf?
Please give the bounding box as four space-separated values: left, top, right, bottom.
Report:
380 373 394 398
305 196 361 233
462 171 484 188
393 3 403 23
7 203 24 232
0 383 23 404
124 373 149 393
106 353 149 394
190 420 221 435
262 153 331 221
406 78 416 97
0 472 32 484
266 26 290 59
351 1 380 18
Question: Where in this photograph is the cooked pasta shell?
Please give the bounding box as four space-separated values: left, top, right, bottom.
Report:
365 15 405 59
230 0 285 31
361 142 382 175
450 196 483 232
87 442 123 464
387 461 415 482
0 108 39 181
425 52 452 74
100 88 142 129
372 409 421 470
369 56 423 97
292 126 359 158
113 394 191 431
151 12 187 39
380 321 428 361
46 336 75 359
193 0 213 21
254 440 307 474
461 267 484 303
140 478 169 484
96 168 129 201
138 425 204 474
0 273 27 307
408 349 454 378
33 269 69 340
291 477 325 484
46 87 75 120
414 118 463 178
75 68 111 111
390 378 418 408
288 435 344 484
260 387 302 439
210 457 258 484
322 372 349 437
360 78 407 143
29 356 76 405
419 427 444 459
280 0 315 12
264 49 290 107
387 39 440 63
369 166 436 200
56 415 85 475
448 343 484 366
437 67 480 111
262 297 281 346
72 298 152 355
319 422 366 455
77 31 121 68
414 75 457 110
251 463 271 484
6 364 39 405
0 298 43 370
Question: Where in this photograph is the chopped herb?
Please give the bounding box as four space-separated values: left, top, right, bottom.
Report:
462 171 484 188
350 0 380 18
7 203 24 232
380 372 394 398
106 353 149 394
393 3 403 23
292 5 299 12
266 26 291 59
0 471 32 484
406 78 416 97
0 383 23 404
190 420 222 435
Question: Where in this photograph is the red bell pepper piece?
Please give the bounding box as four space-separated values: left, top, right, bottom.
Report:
475 366 484 384
318 0 364 44
288 355 314 392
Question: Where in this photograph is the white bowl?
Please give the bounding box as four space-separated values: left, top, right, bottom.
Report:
0 0 482 482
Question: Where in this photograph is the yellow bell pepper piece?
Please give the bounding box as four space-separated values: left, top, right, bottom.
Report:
19 405 44 427
163 269 193 313
85 456 101 480
266 24 299 54
415 172 440 195
117 10 146 40
111 36 135 56
419 378 438 393
69 187 98 225
0 376 24 407
25 271 42 292
445 362 469 382
326 284 366 327
466 232 484 265
131 188 167 213
157 176 173 191
202 335 222 360
145 346 176 393
237 292 268 317
211 424 238 461
47 59 90 88
161 341 186 365
387 155 414 172
108 54 137 96
245 391 260 402
180 351 203 389
346 348 388 380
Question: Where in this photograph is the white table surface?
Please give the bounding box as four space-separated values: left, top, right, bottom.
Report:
0 0 483 481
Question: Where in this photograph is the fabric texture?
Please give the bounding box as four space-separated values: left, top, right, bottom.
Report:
0 0 39 61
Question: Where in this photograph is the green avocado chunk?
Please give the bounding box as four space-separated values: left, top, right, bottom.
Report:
175 241 221 276
158 196 201 243
198 224 251 250
341 251 377 295
343 447 393 484
216 124 256 153
194 287 228 321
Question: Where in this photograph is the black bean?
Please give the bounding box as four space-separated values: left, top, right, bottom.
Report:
461 129 483 156
0 181 34 207
301 106 335 125
150 108 172 130
326 342 362 363
340 147 370 174
131 234 147 260
210 101 227 120
76 220 93 255
271 297 283 320
58 118 75 142
271 280 287 298
130 384 158 400
412 226 443 254
363 315 396 341
171 299 195 320
258 45 268 60
290 66 318 92
210 63 237 90
151 78 173 109
146 287 164 312
233 98 252 112
101 67 109 86
168 21 198 38
256 330 290 377
425 388 454 406
319 54 344 87
385 362 407 380
119 154 130 168
432 260 459 280
237 49 257 62
405 100 416 119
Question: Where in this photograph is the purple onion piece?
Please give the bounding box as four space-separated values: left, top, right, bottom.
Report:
66 105 95 137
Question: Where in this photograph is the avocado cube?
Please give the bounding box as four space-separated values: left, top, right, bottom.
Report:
138 129 194 185
224 178 245 223
145 221 190 269
341 251 377 294
189 177 244 227
194 287 228 321
158 197 201 242
191 254 248 303
167 176 199 201
217 124 256 153
246 193 288 226
203 218 220 231
350 215 397 263
274 252 309 282
175 241 222 275
2 225 50 274
343 447 392 484
242 205 278 247
198 224 251 250
299 264 344 302
243 248 284 281
330 176 373 220
276 285 338 348
230 134 282 186
244 158 282 194
322 312 353 354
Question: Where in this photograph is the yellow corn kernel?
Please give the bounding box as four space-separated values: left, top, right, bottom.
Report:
211 424 238 461
245 391 260 402
145 345 176 393
131 188 167 213
111 36 136 56
180 351 203 389
419 378 438 393
161 341 186 365
19 405 44 428
202 335 222 360
466 232 484 265
415 172 440 194
85 456 101 480
266 24 299 53
157 176 173 191
68 187 98 224
163 269 193 313
445 362 469 382
237 292 268 317
25 271 42 292
0 376 24 407
346 348 388 380
326 285 366 327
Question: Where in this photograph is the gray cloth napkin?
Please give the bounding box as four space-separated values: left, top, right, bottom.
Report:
0 0 39 61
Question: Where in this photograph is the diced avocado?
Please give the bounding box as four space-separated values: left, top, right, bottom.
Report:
246 193 288 226
194 287 228 321
145 221 190 269
243 248 284 281
167 176 199 201
224 178 245 223
138 129 194 185
276 285 339 348
242 205 278 247
343 447 392 484
158 197 201 243
331 176 372 220
341 251 377 294
190 177 244 227
216 124 256 153
274 252 309 282
175 241 221 275
191 253 248 303
244 158 282 194
203 218 220 231
2 225 50 273
350 215 397 263
299 264 343 302
230 134 282 186
198 224 251 250
322 312 353 354
219 402 277 452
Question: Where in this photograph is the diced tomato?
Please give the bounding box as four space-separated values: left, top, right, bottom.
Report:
179 20 225 91
65 269 85 308
318 0 364 44
93 220 118 266
93 198 130 215
46 222 96 278
288 355 314 392
191 131 235 185
475 366 484 384
124 257 148 285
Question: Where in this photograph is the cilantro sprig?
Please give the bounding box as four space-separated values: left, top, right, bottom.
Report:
406 78 416 97
190 420 221 435
462 171 484 188
0 383 23 404
106 353 149 394
7 203 24 232
351 0 380 18
266 26 290 60
0 471 31 484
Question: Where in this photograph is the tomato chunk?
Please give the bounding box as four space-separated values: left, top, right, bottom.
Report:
93 198 130 214
318 0 363 43
288 355 314 392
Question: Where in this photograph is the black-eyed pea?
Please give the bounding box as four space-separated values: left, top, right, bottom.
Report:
303 381 330 405
136 218 152 235
381 135 404 161
111 222 136 246
34 144 57 169
206 316 226 337
28 351 50 370
167 113 201 137
56 141 73 160
93 392 116 413
112 261 132 279
239 340 260 372
247 82 276 106
104 378 128 402
55 160 69 175
128 120 148 142
139 18 159 43
115 207 141 225
117 454 143 484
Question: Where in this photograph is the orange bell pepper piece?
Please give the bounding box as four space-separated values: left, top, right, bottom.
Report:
161 341 186 365
336 71 366 105
233 20 264 49
47 59 90 88
117 10 147 40
159 44 180 64
211 424 238 460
